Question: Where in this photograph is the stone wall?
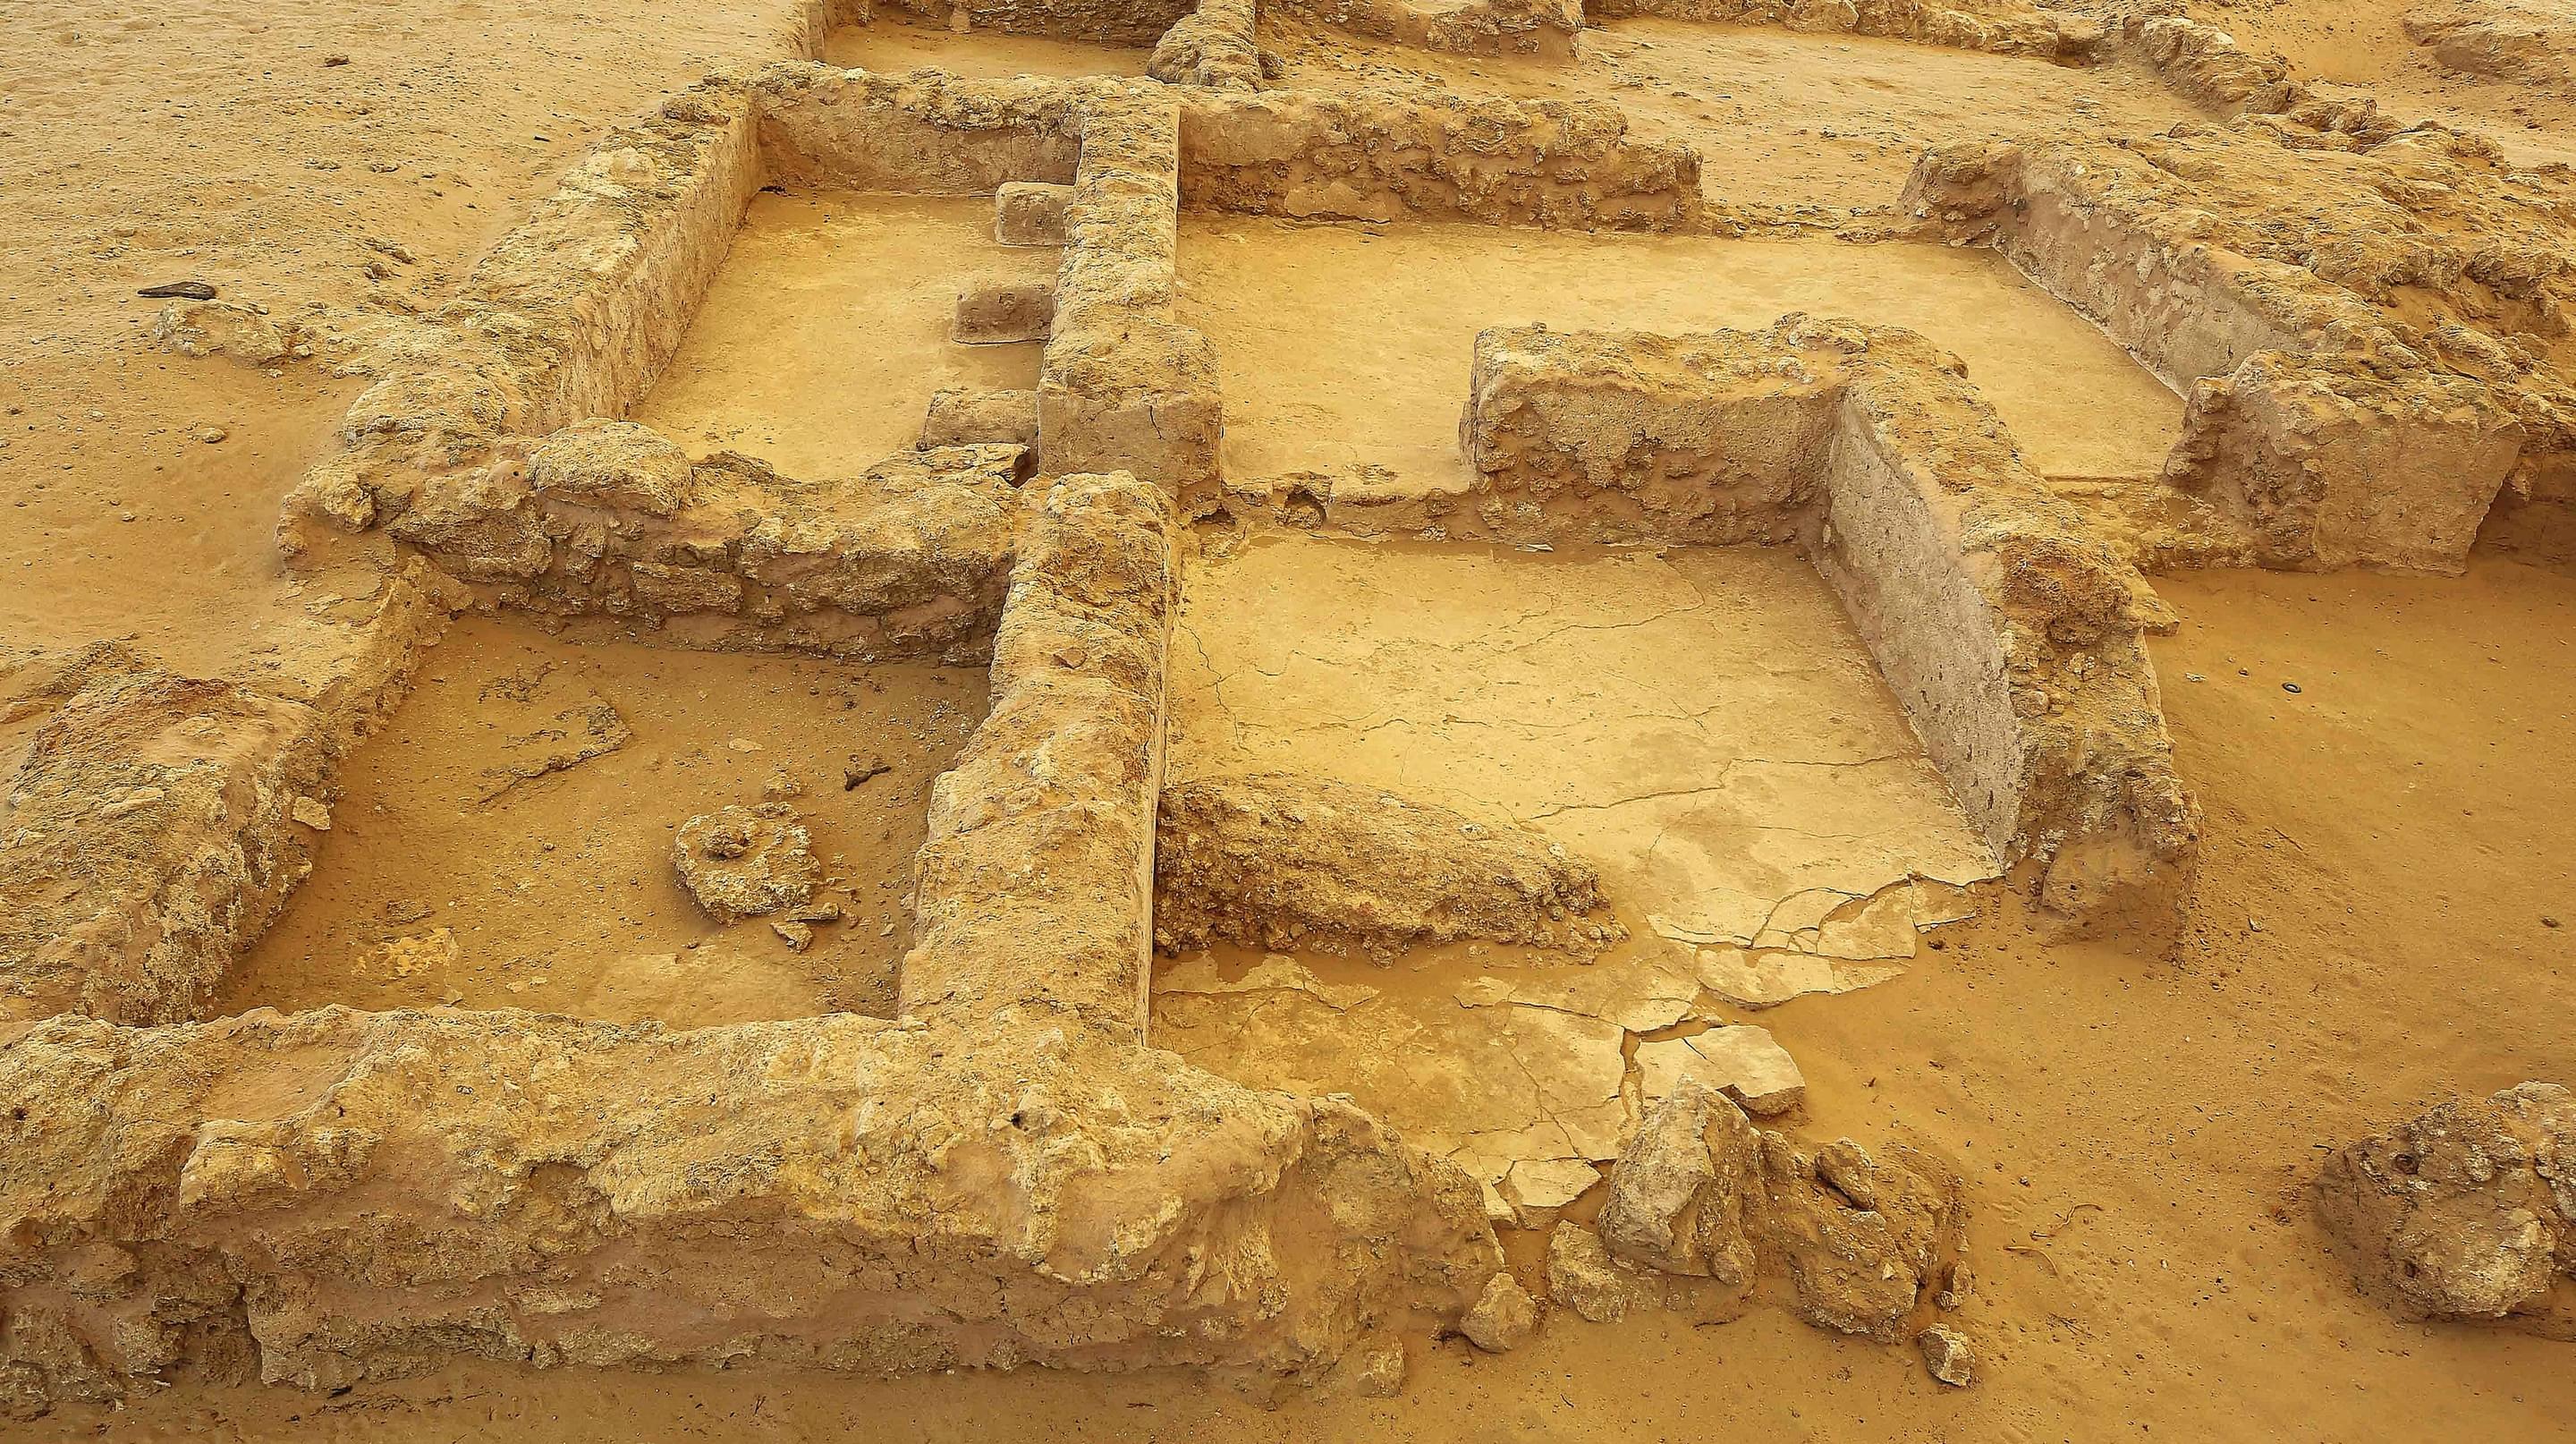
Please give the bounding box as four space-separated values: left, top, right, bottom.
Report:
1459 318 2199 931
1901 120 2576 573
1274 0 1585 58
902 473 1180 1034
1040 89 1227 505
387 422 1029 658
1589 0 2105 62
1178 89 1707 232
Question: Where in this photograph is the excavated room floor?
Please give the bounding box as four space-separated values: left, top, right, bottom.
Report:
631 191 1054 477
221 620 986 1025
1176 216 2189 498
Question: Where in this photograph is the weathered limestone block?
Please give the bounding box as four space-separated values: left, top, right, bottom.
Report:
2164 352 2525 573
994 181 1076 245
674 804 822 922
0 1007 1503 1406
1544 1222 1657 1323
1458 1273 1542 1351
0 577 452 1028
392 423 1025 659
2315 1083 2576 1329
1594 1082 1968 1343
1152 772 1621 957
1149 0 1262 88
527 417 698 515
953 278 1058 344
148 300 294 365
902 472 1179 1037
922 387 1041 448
1177 89 1705 233
1919 1322 1977 1385
1461 326 1839 545
2406 0 2576 84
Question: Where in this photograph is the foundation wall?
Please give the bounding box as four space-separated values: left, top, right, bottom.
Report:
344 90 765 463
1459 326 1837 545
1039 90 1226 503
1458 319 2199 930
1900 132 2551 573
874 0 1194 45
902 472 1178 1035
753 64 1088 191
1586 0 2105 62
1275 0 1585 58
0 1006 1500 1407
1177 90 1707 233
1148 0 1261 89
1818 344 2197 930
387 422 1029 661
0 570 457 1028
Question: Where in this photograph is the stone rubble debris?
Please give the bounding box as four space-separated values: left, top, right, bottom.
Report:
674 803 822 924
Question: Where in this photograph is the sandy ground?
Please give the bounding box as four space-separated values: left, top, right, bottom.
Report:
8 0 2576 1438
823 12 1152 74
220 619 984 1024
1179 215 2187 490
633 191 1054 477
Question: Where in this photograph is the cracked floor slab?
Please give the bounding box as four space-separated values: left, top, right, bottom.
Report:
1169 536 2001 958
1152 949 1630 1186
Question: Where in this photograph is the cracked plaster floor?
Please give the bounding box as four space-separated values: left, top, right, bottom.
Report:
1154 533 1997 1193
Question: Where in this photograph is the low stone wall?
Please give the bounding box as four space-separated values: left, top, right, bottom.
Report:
1459 318 2199 931
874 0 1194 45
1148 0 1261 87
902 473 1179 1035
753 63 1089 191
1901 121 2576 573
1154 772 1622 957
1040 89 1227 506
0 570 458 1028
0 1005 1499 1411
1589 0 2105 63
1178 89 1707 232
1275 0 1585 59
387 420 1029 660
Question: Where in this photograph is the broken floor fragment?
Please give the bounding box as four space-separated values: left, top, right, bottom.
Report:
1152 950 1809 1189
